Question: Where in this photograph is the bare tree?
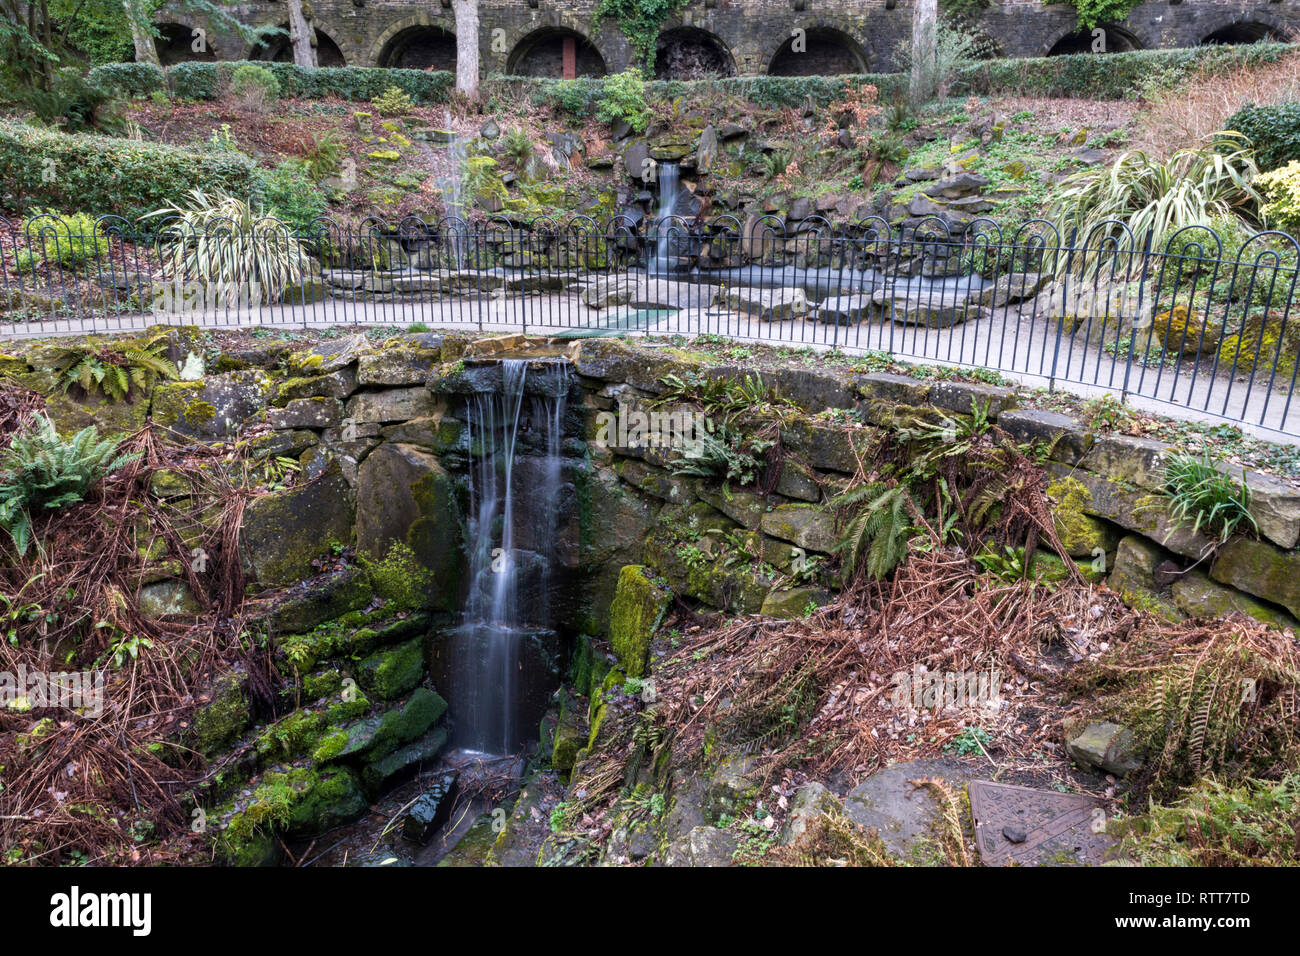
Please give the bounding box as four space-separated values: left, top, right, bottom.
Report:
285 0 317 67
451 0 479 100
909 0 937 104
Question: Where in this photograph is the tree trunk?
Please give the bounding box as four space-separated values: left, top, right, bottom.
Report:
286 0 317 68
909 0 937 104
124 0 160 66
451 0 479 101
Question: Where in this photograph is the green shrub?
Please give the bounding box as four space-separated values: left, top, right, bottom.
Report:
88 63 167 97
165 61 454 104
0 121 259 221
546 78 599 118
1257 159 1300 236
0 415 140 557
362 541 433 611
595 70 649 132
229 63 281 110
1224 102 1300 172
371 85 414 116
257 161 328 233
15 210 110 273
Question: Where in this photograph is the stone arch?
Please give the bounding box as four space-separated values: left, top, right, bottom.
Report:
1045 23 1145 55
368 15 457 70
154 22 218 65
1199 14 1291 45
246 24 347 66
507 26 606 77
766 24 869 76
654 26 735 79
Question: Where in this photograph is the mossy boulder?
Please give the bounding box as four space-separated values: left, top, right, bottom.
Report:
242 460 354 587
189 673 250 756
355 442 461 612
760 586 830 619
760 503 838 555
266 396 343 430
1047 476 1117 557
283 768 369 837
43 390 150 440
138 579 202 617
608 565 669 678
267 567 371 633
1210 536 1300 619
275 368 359 404
1170 569 1299 629
358 637 426 701
151 370 273 439
357 344 440 386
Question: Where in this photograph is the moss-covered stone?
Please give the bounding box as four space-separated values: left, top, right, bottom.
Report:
190 674 250 756
358 637 426 701
242 460 354 587
1211 536 1300 619
1176 568 1299 629
1047 476 1117 558
608 566 669 678
151 370 273 439
760 586 831 619
759 502 838 554
267 567 371 633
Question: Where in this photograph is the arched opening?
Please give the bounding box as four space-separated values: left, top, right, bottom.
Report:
250 25 346 66
1201 22 1286 45
154 22 217 65
377 25 456 70
1046 26 1142 55
768 27 867 76
654 27 735 79
507 28 605 77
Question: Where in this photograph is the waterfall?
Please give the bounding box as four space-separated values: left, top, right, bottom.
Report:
447 359 570 755
651 161 681 276
437 112 469 269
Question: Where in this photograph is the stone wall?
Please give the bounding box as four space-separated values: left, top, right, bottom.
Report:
161 0 1300 75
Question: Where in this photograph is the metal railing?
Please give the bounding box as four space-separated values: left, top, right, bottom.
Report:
2 212 1299 436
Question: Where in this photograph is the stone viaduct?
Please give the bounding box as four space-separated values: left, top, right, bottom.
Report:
153 0 1297 77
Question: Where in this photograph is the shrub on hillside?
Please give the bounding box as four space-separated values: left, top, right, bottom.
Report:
165 61 453 104
1257 160 1300 236
0 121 259 221
256 161 328 234
1224 102 1300 172
595 70 649 132
229 64 281 112
14 210 110 274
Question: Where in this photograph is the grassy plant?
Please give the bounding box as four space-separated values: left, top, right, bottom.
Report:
46 330 178 402
0 415 139 556
144 189 313 304
1163 451 1256 542
1048 132 1261 272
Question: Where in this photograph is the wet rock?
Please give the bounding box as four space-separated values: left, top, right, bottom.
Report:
357 637 426 701
1066 721 1143 776
608 565 670 678
402 771 460 845
844 757 979 859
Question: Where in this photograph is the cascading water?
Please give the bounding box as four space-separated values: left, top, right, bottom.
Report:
445 359 571 755
436 112 470 269
651 161 681 275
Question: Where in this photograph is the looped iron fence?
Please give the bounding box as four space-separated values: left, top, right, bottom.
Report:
1 211 1298 436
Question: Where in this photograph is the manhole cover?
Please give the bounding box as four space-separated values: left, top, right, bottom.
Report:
969 781 1118 866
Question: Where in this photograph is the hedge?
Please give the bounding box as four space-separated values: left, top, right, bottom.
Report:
164 61 456 104
0 121 259 220
1224 102 1300 172
87 62 166 97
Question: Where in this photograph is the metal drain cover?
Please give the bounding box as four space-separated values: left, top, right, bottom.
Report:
969 780 1118 866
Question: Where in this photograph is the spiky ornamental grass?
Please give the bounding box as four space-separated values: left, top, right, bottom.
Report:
1048 131 1261 276
145 188 313 304
0 414 139 556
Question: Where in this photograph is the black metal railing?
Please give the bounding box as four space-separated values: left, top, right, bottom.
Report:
2 212 1299 436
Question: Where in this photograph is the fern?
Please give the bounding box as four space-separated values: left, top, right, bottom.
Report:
834 483 914 580
0 414 140 556
46 331 178 403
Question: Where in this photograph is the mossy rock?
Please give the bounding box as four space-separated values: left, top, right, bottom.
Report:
759 502 838 555
608 566 669 678
190 673 250 756
1047 476 1118 558
43 389 150 440
357 344 440 386
151 370 273 440
267 567 371 633
1171 569 1299 630
284 768 369 837
241 460 355 587
760 586 831 619
358 637 427 701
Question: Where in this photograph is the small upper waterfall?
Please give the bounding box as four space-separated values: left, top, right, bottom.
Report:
445 358 571 755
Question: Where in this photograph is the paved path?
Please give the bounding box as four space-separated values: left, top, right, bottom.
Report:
3 274 1297 443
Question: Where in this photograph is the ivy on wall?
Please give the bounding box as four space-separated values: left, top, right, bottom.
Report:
595 0 688 75
1049 0 1145 32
